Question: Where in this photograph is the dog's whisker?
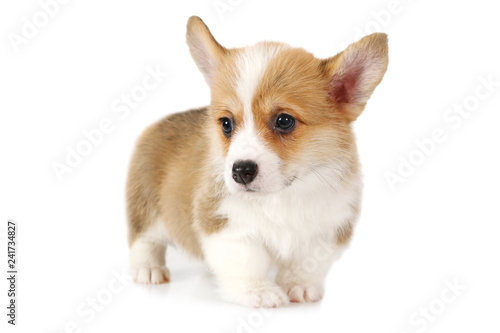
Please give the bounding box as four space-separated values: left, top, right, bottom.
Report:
126 15 388 307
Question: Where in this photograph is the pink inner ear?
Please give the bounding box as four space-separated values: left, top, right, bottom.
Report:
329 64 364 105
193 40 217 83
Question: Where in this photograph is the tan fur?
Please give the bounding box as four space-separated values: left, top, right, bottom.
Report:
127 108 212 257
336 201 361 245
323 33 389 121
193 178 228 235
251 47 355 168
336 223 354 245
127 17 388 268
186 16 228 85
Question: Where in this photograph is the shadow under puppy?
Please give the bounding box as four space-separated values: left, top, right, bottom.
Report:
127 16 388 307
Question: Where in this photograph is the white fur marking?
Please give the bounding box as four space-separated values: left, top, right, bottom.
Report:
235 43 285 128
225 44 288 193
129 220 171 284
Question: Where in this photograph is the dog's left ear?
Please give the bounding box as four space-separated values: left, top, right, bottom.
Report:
186 16 227 86
323 33 388 121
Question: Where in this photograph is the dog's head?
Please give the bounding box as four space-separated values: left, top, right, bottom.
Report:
186 16 388 194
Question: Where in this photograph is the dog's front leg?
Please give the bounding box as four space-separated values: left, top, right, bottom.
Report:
202 231 289 308
276 239 346 303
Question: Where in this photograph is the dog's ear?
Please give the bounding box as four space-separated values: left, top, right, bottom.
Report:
323 33 388 121
186 16 227 86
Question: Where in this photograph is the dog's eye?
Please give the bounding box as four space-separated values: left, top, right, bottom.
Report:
275 114 295 133
219 117 233 138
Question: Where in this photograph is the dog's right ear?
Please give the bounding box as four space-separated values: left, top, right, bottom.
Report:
186 16 227 86
323 33 388 122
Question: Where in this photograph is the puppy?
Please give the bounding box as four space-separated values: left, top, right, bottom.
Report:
127 16 388 307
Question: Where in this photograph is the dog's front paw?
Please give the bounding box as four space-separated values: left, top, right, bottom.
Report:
225 281 289 308
246 284 289 308
131 266 170 284
285 284 323 303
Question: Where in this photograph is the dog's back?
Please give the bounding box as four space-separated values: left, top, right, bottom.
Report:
127 108 209 258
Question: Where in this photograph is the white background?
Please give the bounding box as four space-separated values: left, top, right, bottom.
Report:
1 0 499 332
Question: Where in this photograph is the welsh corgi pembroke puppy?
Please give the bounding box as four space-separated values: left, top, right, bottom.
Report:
127 16 388 307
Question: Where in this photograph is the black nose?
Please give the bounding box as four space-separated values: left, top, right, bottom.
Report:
232 160 258 185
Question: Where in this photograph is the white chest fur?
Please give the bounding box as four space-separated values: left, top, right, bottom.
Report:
216 168 361 261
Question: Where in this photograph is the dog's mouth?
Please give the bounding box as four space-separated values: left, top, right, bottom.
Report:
285 176 297 187
240 176 296 194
